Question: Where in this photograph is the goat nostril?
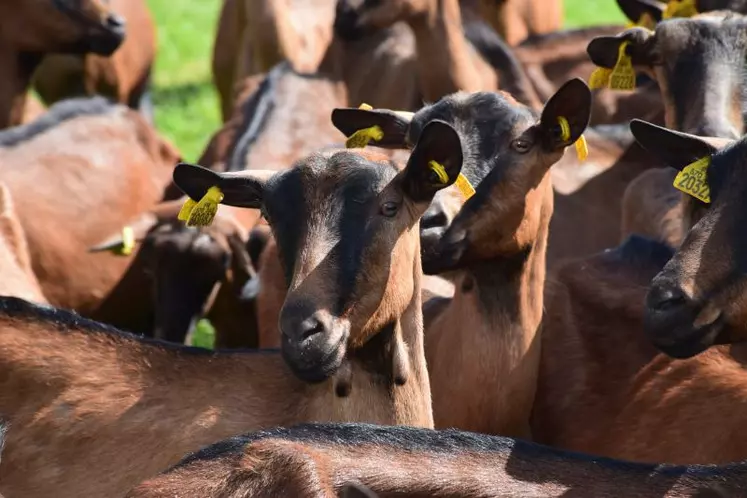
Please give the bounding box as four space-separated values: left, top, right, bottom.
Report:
299 316 326 341
648 285 686 311
106 14 126 30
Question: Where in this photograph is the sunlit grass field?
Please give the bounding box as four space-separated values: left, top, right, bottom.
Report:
144 0 626 348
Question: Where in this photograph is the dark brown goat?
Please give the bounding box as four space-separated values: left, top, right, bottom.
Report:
533 121 747 465
33 0 157 116
0 122 465 496
0 0 125 128
0 97 179 317
128 423 747 497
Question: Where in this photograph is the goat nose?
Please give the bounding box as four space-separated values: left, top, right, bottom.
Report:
280 302 329 342
421 205 448 230
105 14 126 30
646 284 686 312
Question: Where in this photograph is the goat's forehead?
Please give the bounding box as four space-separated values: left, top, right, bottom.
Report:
411 92 535 139
657 16 747 46
267 152 398 203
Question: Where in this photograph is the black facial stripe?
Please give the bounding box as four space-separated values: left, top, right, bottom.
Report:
265 169 307 285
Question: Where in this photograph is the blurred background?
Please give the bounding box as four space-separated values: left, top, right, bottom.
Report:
148 1 625 162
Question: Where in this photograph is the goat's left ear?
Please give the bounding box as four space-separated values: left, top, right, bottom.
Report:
402 120 463 203
539 78 592 151
331 107 414 149
173 163 274 209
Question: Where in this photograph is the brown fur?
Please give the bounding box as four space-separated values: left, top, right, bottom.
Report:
0 0 125 128
534 235 747 464
472 0 562 46
621 168 684 247
0 138 459 495
32 0 156 112
1 100 179 316
127 423 747 497
0 184 46 303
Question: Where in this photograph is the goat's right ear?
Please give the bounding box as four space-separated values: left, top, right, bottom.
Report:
630 119 720 171
587 28 655 69
402 120 463 203
616 0 665 25
331 108 414 149
172 163 272 209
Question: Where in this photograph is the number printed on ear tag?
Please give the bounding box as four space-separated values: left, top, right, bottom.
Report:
673 157 711 203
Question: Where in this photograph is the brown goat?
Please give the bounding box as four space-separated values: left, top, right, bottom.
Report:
0 184 46 304
0 97 179 317
591 10 747 248
533 120 747 464
471 0 563 46
32 0 157 116
0 0 125 128
128 423 747 497
0 123 465 496
332 80 592 436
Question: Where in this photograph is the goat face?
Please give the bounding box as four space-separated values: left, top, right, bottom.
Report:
173 120 463 383
633 120 747 358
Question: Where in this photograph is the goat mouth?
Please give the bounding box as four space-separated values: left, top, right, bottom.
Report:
644 304 726 359
281 333 347 383
85 30 125 55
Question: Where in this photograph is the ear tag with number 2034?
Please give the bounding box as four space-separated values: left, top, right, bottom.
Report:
673 157 711 203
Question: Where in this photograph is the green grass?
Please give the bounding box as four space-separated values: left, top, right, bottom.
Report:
564 0 626 27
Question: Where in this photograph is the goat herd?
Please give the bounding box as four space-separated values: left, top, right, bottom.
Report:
2 0 747 496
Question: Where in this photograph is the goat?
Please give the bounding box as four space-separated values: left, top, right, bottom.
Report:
33 0 157 118
0 97 179 320
0 0 125 128
0 121 464 496
128 423 747 497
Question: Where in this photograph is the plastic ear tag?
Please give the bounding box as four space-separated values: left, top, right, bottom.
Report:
428 160 449 184
663 0 698 19
609 41 636 90
179 186 224 227
345 125 384 148
589 67 612 90
358 103 373 111
673 157 711 203
117 226 135 256
557 116 588 162
429 160 475 200
454 174 476 200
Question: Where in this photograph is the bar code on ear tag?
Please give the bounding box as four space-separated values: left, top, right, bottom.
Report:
673 157 711 203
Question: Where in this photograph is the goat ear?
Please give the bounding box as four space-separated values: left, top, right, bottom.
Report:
172 163 271 209
587 28 655 69
89 212 159 253
402 120 463 203
539 78 592 150
630 119 721 171
331 108 414 149
616 0 665 24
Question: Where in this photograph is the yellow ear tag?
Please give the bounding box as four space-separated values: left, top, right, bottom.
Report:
609 41 636 91
558 116 588 162
589 67 612 90
672 157 711 203
429 160 475 200
180 186 224 227
345 125 384 149
663 0 698 19
358 103 374 111
626 12 655 29
118 226 135 256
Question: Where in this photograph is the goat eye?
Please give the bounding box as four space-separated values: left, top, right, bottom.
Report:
381 201 399 217
511 138 531 153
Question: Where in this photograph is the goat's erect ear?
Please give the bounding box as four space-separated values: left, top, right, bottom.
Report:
172 163 272 209
630 119 722 171
402 120 463 203
331 108 414 149
540 78 592 150
587 28 655 69
616 0 666 24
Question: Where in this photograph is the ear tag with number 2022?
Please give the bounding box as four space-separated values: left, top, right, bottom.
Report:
673 157 711 203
